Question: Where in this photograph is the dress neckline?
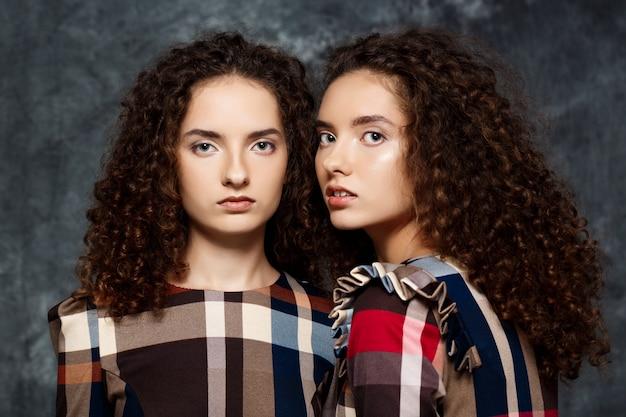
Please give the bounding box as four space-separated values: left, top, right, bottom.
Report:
401 253 439 265
166 271 285 294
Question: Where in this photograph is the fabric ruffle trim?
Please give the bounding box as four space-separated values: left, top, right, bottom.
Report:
329 262 482 373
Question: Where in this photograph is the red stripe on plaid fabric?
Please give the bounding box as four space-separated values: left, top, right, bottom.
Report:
347 309 405 358
348 309 441 360
307 294 334 313
270 283 330 311
269 283 298 306
165 283 193 295
58 362 102 385
492 410 558 417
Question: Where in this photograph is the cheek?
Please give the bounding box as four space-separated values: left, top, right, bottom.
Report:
363 146 403 190
314 152 325 183
366 172 410 208
176 154 198 195
360 149 413 221
254 152 288 196
315 156 331 194
176 152 222 203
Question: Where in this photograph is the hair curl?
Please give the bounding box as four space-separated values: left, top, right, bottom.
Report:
322 29 609 380
75 32 331 317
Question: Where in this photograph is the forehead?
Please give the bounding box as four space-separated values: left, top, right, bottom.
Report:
182 75 282 130
318 70 406 124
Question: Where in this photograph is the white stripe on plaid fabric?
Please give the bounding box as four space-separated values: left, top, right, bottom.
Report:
287 274 317 417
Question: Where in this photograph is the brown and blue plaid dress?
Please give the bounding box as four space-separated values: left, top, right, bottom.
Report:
315 256 558 417
49 272 335 417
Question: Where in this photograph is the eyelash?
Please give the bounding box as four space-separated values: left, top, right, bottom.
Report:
319 132 336 147
191 142 217 154
362 131 386 145
318 131 387 147
251 141 276 153
191 141 276 154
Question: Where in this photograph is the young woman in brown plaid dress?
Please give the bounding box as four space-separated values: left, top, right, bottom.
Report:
49 32 339 417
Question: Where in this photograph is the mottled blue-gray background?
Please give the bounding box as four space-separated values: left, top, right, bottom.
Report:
1 0 624 415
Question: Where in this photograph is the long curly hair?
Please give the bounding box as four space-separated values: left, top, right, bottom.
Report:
321 29 609 380
75 32 330 317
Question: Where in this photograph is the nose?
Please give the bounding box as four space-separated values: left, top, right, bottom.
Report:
222 151 249 188
320 137 352 176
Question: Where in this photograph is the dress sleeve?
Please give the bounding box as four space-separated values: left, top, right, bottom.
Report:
48 296 113 417
346 282 445 417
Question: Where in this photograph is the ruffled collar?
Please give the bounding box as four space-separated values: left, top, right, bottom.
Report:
329 261 482 373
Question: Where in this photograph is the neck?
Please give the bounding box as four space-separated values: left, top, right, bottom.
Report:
171 223 279 291
366 217 435 264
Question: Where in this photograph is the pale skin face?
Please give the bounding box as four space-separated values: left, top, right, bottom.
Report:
173 75 287 290
315 69 433 263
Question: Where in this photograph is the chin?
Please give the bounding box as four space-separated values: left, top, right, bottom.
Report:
329 211 366 231
192 214 268 236
211 224 265 236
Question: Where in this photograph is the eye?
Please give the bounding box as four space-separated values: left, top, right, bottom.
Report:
192 142 217 154
319 132 336 147
251 141 276 153
362 131 386 145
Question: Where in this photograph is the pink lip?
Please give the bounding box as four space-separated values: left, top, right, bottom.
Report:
325 185 357 209
218 196 255 212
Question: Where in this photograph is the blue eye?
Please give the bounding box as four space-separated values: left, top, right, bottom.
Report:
319 132 336 146
251 141 275 153
192 142 217 154
362 131 385 144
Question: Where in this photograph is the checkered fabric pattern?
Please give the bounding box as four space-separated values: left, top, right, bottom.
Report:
48 272 335 417
316 256 558 417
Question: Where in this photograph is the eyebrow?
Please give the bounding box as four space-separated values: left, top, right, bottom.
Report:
182 128 282 140
247 128 282 140
315 120 334 130
315 114 395 130
183 129 221 139
351 115 394 127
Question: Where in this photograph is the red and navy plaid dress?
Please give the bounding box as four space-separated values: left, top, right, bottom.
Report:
314 256 558 417
48 272 335 417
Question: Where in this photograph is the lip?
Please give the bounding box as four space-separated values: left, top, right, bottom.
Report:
217 196 256 212
325 185 358 209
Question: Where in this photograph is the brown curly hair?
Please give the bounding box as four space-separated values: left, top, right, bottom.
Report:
321 29 609 380
75 32 330 318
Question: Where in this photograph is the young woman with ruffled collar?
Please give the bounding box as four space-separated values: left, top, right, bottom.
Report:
313 29 609 417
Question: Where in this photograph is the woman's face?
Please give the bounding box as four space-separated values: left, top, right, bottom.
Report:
315 69 415 233
176 75 287 237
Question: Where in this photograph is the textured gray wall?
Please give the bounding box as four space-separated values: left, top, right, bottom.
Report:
1 0 624 415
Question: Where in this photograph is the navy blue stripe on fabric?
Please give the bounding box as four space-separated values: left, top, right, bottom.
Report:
271 274 300 317
500 319 533 412
271 345 306 417
436 273 509 416
122 384 144 417
313 355 332 386
274 273 290 290
271 297 299 316
311 309 332 324
89 381 112 417
90 347 99 362
271 292 306 417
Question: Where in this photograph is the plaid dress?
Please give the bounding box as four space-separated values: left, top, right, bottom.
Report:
48 272 335 417
314 256 558 417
